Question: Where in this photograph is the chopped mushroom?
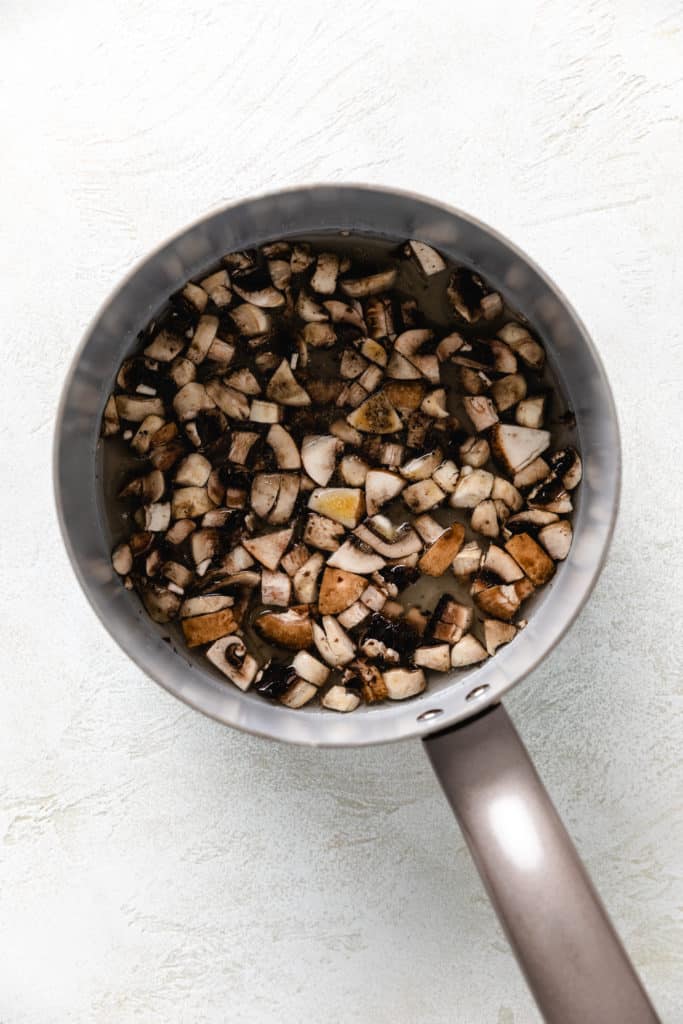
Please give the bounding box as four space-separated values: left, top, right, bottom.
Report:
266 359 311 406
354 520 422 559
418 523 465 576
497 323 545 369
452 540 482 578
402 479 445 513
261 570 292 607
116 395 165 422
538 520 572 560
327 540 386 574
471 498 499 538
206 636 258 690
308 488 365 529
281 679 318 708
243 527 293 571
432 460 459 493
340 268 398 298
515 395 546 429
450 468 494 508
414 644 451 671
505 532 555 585
382 667 425 700
322 685 361 712
472 582 521 621
313 616 356 667
450 634 489 668
429 595 472 644
310 252 339 294
304 513 346 552
401 449 443 481
182 608 238 647
111 543 133 575
301 435 342 486
463 395 499 432
255 606 313 649
318 567 367 614
346 391 402 434
490 424 551 474
406 240 447 276
232 268 284 308
484 619 518 656
292 650 330 687
186 315 219 364
292 552 325 603
548 447 582 490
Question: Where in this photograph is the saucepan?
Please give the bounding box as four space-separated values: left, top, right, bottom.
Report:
53 185 659 1023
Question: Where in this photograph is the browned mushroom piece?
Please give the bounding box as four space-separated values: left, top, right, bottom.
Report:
255 606 314 649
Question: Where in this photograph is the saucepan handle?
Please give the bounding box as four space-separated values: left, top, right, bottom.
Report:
423 703 660 1024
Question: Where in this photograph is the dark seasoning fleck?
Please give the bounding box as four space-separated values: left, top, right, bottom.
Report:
100 233 582 712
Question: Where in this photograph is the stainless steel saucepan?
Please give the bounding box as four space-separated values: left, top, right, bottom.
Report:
54 185 660 1023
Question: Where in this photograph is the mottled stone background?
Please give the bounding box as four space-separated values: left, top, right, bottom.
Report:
1 1 681 1020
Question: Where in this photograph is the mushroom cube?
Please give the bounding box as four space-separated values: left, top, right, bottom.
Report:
322 686 361 712
471 499 499 538
318 568 367 615
450 468 494 508
292 650 330 687
432 460 459 493
255 606 313 649
538 520 572 560
515 395 546 429
418 523 466 577
414 644 451 672
186 315 219 364
484 620 517 656
450 634 489 668
505 532 555 585
181 608 238 647
490 373 527 412
308 488 365 529
304 513 346 552
337 601 371 630
402 479 445 513
243 527 294 571
382 667 426 700
452 540 482 578
463 396 499 432
261 570 292 607
293 552 325 604
472 583 520 621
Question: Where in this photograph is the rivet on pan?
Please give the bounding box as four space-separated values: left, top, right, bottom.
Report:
466 684 490 701
417 708 443 722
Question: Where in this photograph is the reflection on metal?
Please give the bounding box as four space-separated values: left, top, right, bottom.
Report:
487 793 543 871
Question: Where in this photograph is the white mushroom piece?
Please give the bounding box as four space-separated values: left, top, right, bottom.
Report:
206 636 259 691
232 268 285 308
266 359 311 406
312 616 356 667
451 634 489 668
405 240 447 276
322 685 361 713
382 667 426 700
301 435 342 486
340 267 398 298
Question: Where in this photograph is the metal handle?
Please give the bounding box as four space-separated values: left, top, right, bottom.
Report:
423 703 660 1024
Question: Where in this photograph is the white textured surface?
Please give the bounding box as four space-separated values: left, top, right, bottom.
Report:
1 1 682 1020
